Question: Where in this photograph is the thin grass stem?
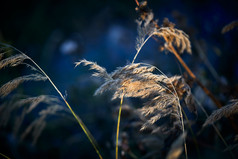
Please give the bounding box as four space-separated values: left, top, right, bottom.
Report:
0 152 10 159
132 32 155 64
116 95 124 159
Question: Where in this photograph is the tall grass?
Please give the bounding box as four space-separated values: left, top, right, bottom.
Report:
1 0 238 158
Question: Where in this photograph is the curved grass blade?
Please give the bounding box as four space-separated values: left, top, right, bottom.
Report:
0 152 10 159
0 43 103 159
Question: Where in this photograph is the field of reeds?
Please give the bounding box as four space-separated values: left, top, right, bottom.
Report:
1 0 238 159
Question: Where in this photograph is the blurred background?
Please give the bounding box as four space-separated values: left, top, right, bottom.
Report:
0 0 238 158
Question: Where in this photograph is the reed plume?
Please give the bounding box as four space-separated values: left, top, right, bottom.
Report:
0 54 28 70
133 1 225 115
0 94 69 145
203 99 238 127
154 24 192 54
21 104 68 145
221 20 238 34
76 60 194 131
13 95 63 135
0 74 47 98
132 5 191 63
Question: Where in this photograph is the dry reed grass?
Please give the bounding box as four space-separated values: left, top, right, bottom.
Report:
0 74 47 98
21 104 68 145
221 20 238 34
1 1 237 158
203 99 238 127
76 60 194 134
0 54 28 70
0 45 103 159
0 94 69 145
133 5 191 63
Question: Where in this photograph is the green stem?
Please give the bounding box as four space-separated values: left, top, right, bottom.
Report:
116 96 124 159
